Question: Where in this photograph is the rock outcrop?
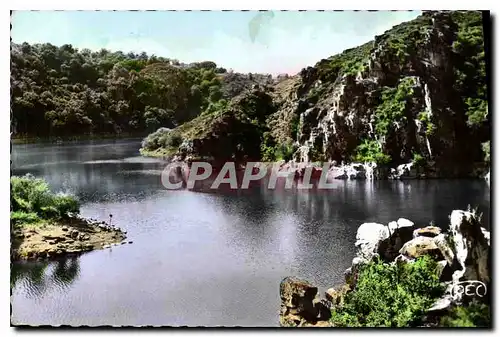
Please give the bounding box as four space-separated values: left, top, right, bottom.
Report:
279 277 332 327
267 11 489 179
279 208 491 327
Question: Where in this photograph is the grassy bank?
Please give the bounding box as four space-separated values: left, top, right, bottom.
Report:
11 174 127 260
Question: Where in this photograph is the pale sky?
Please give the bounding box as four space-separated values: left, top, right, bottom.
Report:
11 10 421 75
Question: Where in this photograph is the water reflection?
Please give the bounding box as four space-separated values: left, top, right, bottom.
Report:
10 139 491 326
11 257 81 298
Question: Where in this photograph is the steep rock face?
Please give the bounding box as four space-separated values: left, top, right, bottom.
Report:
270 11 488 177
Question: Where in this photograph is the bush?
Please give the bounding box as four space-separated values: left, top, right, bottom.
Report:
10 211 40 224
412 152 425 167
440 301 490 327
374 77 415 137
260 132 296 161
330 256 445 327
10 174 80 224
353 139 391 165
417 111 436 136
140 127 184 155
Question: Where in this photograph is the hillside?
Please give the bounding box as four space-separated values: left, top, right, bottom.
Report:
10 44 276 138
141 10 490 178
11 11 490 178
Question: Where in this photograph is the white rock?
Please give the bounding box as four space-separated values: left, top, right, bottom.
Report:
449 210 490 284
397 218 415 228
355 222 389 259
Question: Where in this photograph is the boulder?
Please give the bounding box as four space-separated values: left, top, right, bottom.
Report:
413 226 442 238
448 210 490 285
436 260 453 282
325 284 351 307
354 222 389 260
433 234 455 266
388 162 417 180
379 218 415 261
399 236 444 260
279 277 330 327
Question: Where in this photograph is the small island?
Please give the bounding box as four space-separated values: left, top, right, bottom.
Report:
10 174 130 261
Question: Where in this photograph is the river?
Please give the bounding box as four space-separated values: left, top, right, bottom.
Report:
10 138 491 327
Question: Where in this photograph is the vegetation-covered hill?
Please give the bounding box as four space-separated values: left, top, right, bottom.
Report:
11 11 490 178
10 44 275 138
140 10 489 178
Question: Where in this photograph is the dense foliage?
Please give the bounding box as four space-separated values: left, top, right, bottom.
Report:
451 11 488 127
315 42 373 81
440 301 491 327
141 88 278 161
374 77 416 136
10 174 79 225
353 139 391 164
330 256 445 327
10 42 268 138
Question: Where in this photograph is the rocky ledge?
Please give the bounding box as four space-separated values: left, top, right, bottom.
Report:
279 207 490 327
11 214 132 261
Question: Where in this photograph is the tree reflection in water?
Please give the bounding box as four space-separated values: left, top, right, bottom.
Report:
11 257 81 298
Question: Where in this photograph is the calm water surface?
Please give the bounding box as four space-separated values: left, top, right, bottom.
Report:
10 139 491 327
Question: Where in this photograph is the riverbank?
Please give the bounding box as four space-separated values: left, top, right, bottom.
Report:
11 214 130 261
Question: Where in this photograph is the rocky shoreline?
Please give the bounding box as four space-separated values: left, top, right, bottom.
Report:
279 208 491 327
11 214 132 261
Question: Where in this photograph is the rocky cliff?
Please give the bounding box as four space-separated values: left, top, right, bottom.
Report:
141 11 490 179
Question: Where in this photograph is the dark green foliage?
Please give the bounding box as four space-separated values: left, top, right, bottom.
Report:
375 14 433 63
10 175 80 225
10 43 240 138
260 132 296 161
412 152 425 167
417 111 436 136
353 139 391 165
330 256 445 327
315 42 373 82
375 77 415 136
440 301 490 327
450 11 488 127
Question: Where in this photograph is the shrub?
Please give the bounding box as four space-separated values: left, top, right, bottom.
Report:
141 127 183 152
353 139 391 165
440 301 490 327
10 211 40 224
330 256 445 327
374 77 415 137
417 111 436 136
412 152 425 167
260 132 296 162
10 174 80 224
141 127 172 150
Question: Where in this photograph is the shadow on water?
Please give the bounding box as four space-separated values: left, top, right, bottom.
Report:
11 257 81 298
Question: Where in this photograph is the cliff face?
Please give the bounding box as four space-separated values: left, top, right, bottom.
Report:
142 11 490 178
268 10 489 177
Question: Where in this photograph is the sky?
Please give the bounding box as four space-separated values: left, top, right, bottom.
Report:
11 10 421 75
